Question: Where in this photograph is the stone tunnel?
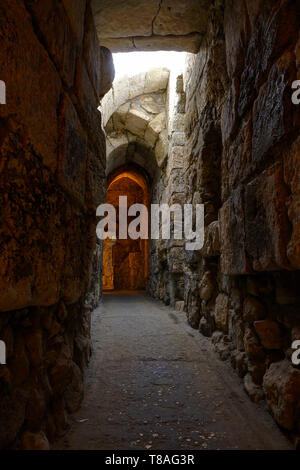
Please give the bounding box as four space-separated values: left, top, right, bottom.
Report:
0 0 299 451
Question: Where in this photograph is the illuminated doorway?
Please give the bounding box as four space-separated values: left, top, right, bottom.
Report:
102 165 149 291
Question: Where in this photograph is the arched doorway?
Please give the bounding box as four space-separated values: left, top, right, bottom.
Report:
102 165 149 292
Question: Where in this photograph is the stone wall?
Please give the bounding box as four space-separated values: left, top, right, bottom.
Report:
0 0 113 449
177 0 300 443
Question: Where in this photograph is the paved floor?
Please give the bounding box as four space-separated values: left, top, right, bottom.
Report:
55 293 292 450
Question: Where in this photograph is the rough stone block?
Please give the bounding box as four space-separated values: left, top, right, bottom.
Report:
58 95 87 205
252 51 295 165
0 0 61 173
62 0 87 46
263 360 300 430
254 320 283 350
284 136 300 269
219 186 250 275
244 162 291 271
214 293 229 333
25 0 78 88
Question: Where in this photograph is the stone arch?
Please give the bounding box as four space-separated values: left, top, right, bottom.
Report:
100 67 170 126
103 68 171 182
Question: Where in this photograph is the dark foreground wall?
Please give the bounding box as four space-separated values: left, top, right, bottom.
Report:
0 0 113 449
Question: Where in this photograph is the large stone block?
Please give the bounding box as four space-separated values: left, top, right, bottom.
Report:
254 320 283 350
83 3 102 98
58 95 87 205
252 51 295 166
244 162 291 271
153 0 210 36
62 0 87 46
284 136 300 269
0 0 61 173
219 186 250 275
145 112 166 147
25 0 78 88
224 0 249 79
75 59 103 150
125 109 150 138
214 293 229 333
222 116 252 201
263 360 300 430
238 1 299 118
221 77 240 144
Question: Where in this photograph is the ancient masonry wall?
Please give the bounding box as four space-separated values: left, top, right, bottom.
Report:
0 0 113 449
180 0 300 441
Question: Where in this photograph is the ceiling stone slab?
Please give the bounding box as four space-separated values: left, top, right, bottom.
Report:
92 0 159 38
103 33 203 53
153 0 211 36
91 0 211 53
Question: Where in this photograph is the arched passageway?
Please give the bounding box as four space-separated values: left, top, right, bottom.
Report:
103 165 149 291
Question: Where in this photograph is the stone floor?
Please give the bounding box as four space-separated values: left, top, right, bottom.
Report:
54 293 292 450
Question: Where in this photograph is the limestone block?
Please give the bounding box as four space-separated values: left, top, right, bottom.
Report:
238 2 299 118
133 33 203 54
284 136 300 269
244 162 290 271
144 68 170 94
224 0 249 79
219 186 251 275
145 112 166 147
125 109 150 138
129 73 147 99
155 130 169 168
199 271 215 301
26 0 78 88
252 51 295 165
200 221 220 258
114 103 130 129
243 327 265 361
254 320 283 350
92 0 157 38
214 294 229 333
141 101 161 115
154 0 210 35
86 149 106 209
62 0 87 46
263 360 300 430
0 0 61 173
58 95 87 205
75 60 102 144
83 4 102 97
243 296 266 324
113 76 130 110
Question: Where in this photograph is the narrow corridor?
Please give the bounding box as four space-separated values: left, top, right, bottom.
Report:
55 294 292 450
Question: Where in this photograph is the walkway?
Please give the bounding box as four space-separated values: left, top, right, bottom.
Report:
55 293 292 450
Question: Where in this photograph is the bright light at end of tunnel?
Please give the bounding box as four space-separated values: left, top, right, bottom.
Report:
112 51 187 80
